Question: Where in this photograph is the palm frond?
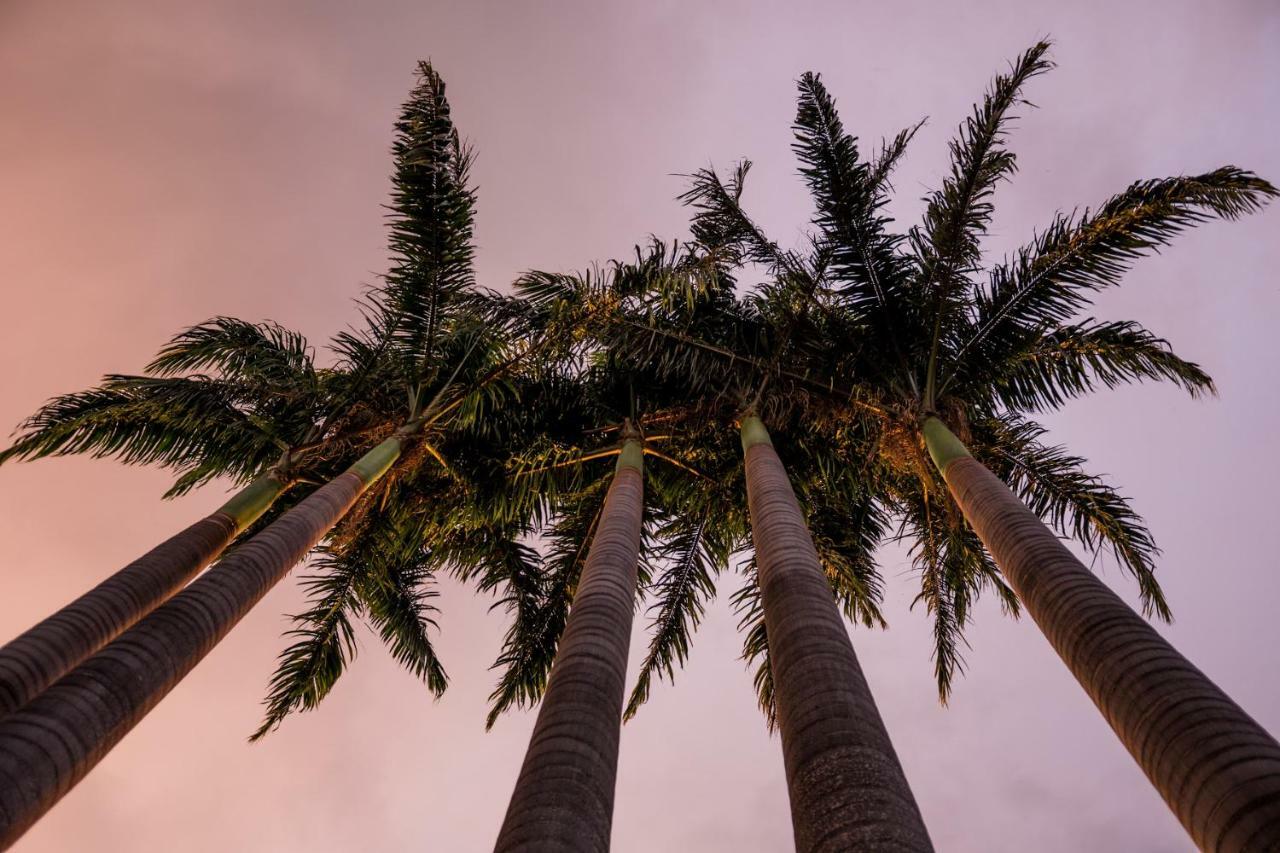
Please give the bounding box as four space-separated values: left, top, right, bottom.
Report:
1 376 278 491
951 168 1276 391
793 72 909 316
486 479 608 728
358 557 448 694
914 41 1052 304
979 416 1169 620
250 550 364 741
380 60 478 390
679 162 805 278
904 486 1005 701
805 494 889 630
730 563 776 730
624 515 724 720
148 317 316 388
987 319 1215 411
868 119 926 195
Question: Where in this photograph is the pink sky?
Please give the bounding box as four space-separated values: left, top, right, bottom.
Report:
1 1 1277 850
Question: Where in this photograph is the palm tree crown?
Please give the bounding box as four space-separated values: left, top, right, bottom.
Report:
588 40 1275 706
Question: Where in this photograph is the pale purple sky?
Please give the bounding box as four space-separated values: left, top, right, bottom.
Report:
1 1 1277 850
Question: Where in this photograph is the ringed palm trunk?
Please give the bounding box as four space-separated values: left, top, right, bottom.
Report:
495 439 644 853
0 472 287 718
0 437 403 850
741 415 933 853
923 416 1280 851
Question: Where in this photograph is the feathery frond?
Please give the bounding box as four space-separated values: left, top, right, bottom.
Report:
987 319 1215 411
979 416 1170 619
250 550 364 741
950 168 1277 392
793 72 909 316
624 515 724 719
730 564 776 729
486 479 608 728
381 60 478 393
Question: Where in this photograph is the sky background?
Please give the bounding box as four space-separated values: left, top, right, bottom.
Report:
1 1 1277 850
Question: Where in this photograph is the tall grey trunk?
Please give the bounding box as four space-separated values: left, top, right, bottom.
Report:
0 473 286 717
741 415 933 852
0 439 401 850
494 440 644 853
924 416 1280 851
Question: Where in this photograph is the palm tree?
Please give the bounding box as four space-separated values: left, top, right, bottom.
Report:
0 319 330 716
247 315 538 740
0 60 518 849
651 41 1280 849
487 259 719 849
493 419 646 852
488 241 934 850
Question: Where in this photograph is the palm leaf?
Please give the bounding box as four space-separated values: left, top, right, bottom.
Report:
950 168 1277 392
624 515 723 719
250 549 364 741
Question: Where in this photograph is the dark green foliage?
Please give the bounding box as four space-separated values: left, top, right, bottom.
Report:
624 514 724 720
486 477 607 728
551 39 1274 713
6 44 1273 738
2 61 553 740
382 62 477 394
249 549 363 741
1 318 329 497
952 168 1276 400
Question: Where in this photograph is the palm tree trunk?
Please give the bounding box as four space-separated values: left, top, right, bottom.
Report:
0 437 402 850
741 415 933 853
923 416 1280 850
0 473 287 718
495 439 644 853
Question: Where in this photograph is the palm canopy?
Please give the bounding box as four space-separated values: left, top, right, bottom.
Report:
0 316 341 499
246 60 558 738
482 236 894 728
0 61 545 739
580 40 1275 708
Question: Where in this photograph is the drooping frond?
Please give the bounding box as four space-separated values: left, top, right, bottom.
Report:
459 533 545 682
357 558 447 694
730 563 776 730
624 515 724 720
903 485 1007 702
250 550 364 741
805 494 889 630
978 416 1170 620
486 478 609 728
987 319 1215 411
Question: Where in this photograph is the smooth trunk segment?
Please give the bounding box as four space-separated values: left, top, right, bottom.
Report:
216 472 288 533
615 436 643 473
495 451 644 852
741 417 933 852
0 473 287 718
925 417 1280 850
0 442 401 850
348 436 402 485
